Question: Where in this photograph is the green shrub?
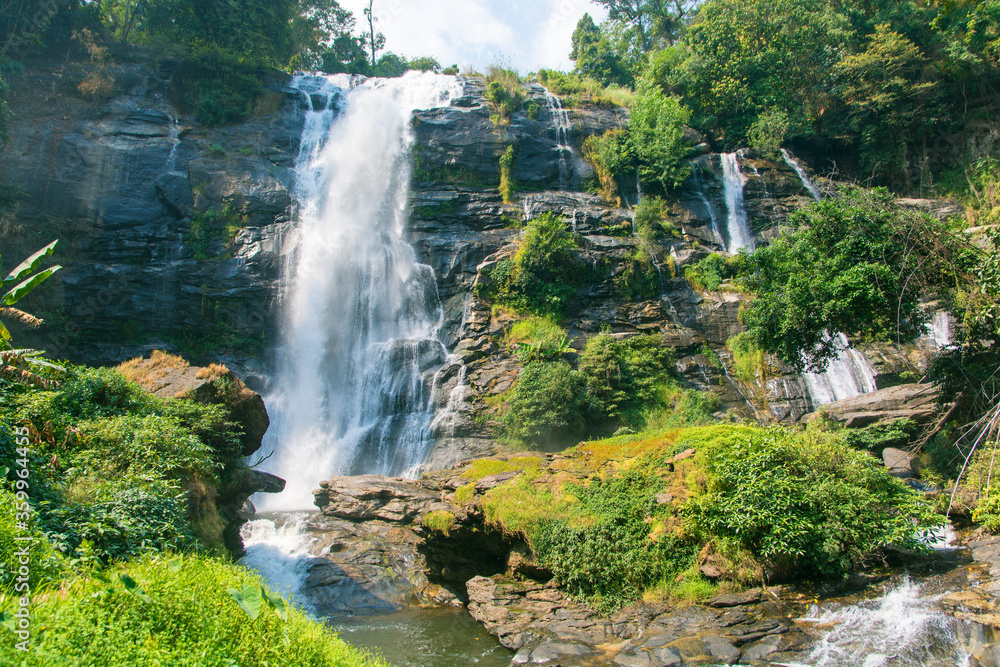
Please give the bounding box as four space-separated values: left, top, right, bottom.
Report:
505 361 588 446
475 212 582 317
842 419 918 455
507 316 569 361
578 334 675 427
170 47 268 127
0 553 389 666
613 248 661 300
747 108 790 158
534 469 696 612
628 79 692 193
484 65 525 125
682 426 938 578
499 144 517 203
727 332 768 384
684 253 734 292
582 129 629 204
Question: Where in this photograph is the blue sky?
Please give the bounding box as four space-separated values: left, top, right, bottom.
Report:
339 0 609 72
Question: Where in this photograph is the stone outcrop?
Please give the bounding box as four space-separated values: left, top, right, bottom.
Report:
801 383 941 427
116 350 283 556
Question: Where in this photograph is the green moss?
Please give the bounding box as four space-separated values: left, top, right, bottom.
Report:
422 510 457 536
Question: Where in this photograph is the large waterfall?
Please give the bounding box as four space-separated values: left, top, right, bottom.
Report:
260 72 463 510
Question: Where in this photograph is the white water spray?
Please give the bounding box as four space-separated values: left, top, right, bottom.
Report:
929 310 952 348
260 72 463 510
721 152 754 252
240 514 314 606
692 166 725 248
802 332 877 407
781 148 822 202
795 578 971 667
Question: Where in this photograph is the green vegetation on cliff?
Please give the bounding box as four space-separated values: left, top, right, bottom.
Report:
464 423 937 612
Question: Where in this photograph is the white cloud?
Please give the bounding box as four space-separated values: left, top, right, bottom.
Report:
338 0 607 72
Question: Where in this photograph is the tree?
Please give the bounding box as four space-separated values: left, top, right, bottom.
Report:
627 78 692 192
0 240 64 387
833 24 939 184
362 0 384 68
569 13 631 86
593 0 696 53
291 0 355 69
735 187 971 371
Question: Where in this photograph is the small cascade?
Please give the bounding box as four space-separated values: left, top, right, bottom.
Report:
692 166 725 248
802 332 877 407
543 91 575 190
929 310 952 348
240 513 314 605
721 152 754 252
570 210 578 234
797 577 971 666
165 115 181 173
427 361 469 441
261 72 464 510
781 148 822 201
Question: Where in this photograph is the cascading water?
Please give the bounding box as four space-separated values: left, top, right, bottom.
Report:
240 513 315 604
692 166 725 248
781 148 823 202
929 310 952 348
543 91 575 190
802 332 878 407
721 152 754 252
794 577 971 667
260 72 464 510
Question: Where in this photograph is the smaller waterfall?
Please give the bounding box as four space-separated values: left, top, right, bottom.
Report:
781 148 822 201
721 153 754 252
798 577 971 666
240 514 314 606
929 310 952 348
543 91 574 190
802 332 877 407
693 167 725 248
165 115 181 173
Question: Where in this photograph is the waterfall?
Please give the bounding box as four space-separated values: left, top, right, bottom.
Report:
693 166 725 248
165 115 180 173
781 148 822 202
929 310 952 348
543 91 574 190
260 72 463 510
240 514 314 606
802 332 877 407
721 152 754 252
797 577 971 666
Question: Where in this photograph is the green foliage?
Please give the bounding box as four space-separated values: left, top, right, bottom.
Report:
534 469 696 612
684 253 733 292
0 488 67 591
582 129 630 204
504 361 588 446
613 248 661 300
727 332 768 384
628 79 692 192
169 47 269 126
475 212 582 317
682 426 939 578
507 316 570 362
736 187 972 371
484 65 525 125
579 333 676 427
747 108 790 158
0 553 389 666
499 144 517 203
569 13 632 87
538 68 635 107
841 419 919 455
2 365 245 561
833 24 939 183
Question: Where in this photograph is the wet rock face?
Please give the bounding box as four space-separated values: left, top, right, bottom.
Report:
0 60 303 369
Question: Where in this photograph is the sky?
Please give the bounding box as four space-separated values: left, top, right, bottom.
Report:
338 0 609 73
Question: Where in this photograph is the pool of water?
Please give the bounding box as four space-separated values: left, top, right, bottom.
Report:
326 608 512 666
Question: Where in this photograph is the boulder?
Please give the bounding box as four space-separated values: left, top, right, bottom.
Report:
800 383 941 427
